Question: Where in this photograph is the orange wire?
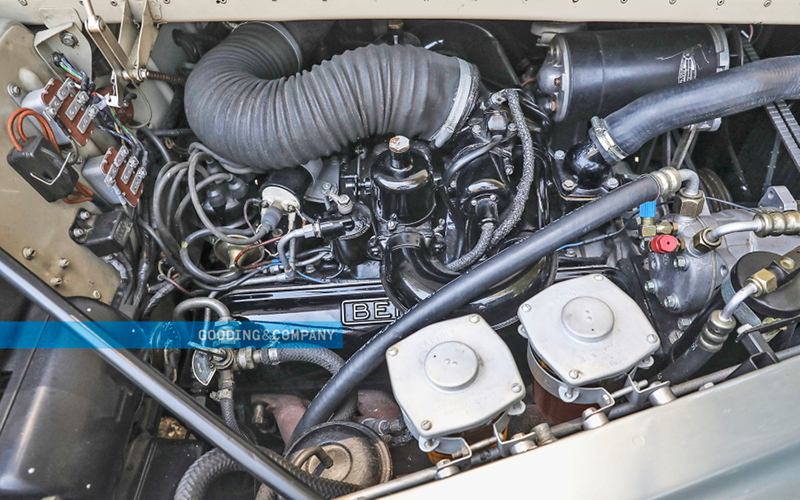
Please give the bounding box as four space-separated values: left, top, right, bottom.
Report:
233 235 283 269
7 108 60 153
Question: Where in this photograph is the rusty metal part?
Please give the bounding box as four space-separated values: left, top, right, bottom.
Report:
357 390 401 420
251 394 309 444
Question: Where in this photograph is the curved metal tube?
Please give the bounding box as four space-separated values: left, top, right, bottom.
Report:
173 297 233 321
708 219 764 243
720 282 759 322
677 168 700 197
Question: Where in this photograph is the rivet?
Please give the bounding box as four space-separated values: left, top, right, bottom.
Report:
387 347 398 357
92 290 102 299
22 247 35 260
511 383 522 393
521 303 531 312
593 274 604 281
469 315 480 323
569 370 579 379
647 334 658 344
58 258 70 268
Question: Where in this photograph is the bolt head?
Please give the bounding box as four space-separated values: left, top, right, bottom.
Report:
562 179 576 192
389 136 410 153
511 383 522 393
553 150 566 161
21 247 35 260
644 280 657 294
50 277 63 287
59 31 78 47
673 255 688 270
663 294 679 309
72 228 85 237
677 317 693 330
521 303 531 312
605 177 620 190
58 258 70 268
92 290 102 299
421 420 432 431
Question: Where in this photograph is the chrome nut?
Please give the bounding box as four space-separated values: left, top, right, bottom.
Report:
746 269 778 297
692 227 721 254
672 188 706 218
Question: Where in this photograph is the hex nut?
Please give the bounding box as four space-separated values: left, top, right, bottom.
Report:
639 224 657 239
656 221 679 236
746 269 778 296
692 227 721 254
672 188 706 218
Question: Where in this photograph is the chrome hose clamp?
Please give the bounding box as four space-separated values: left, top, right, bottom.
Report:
590 116 627 164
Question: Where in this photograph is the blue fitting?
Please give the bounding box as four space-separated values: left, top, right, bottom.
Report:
639 201 656 219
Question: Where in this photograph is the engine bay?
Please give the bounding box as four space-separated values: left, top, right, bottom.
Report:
2 6 800 499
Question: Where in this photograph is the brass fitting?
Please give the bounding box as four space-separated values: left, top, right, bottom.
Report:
753 210 800 237
672 187 706 218
655 221 679 236
639 217 657 238
692 227 721 254
745 269 778 297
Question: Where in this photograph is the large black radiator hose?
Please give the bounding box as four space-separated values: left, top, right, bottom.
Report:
185 23 479 171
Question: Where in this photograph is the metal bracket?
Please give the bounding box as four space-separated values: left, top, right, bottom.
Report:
82 0 157 107
527 347 614 406
617 374 674 409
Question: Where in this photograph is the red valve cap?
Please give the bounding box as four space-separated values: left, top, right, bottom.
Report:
650 234 679 254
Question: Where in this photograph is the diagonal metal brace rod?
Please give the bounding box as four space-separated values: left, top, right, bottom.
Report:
0 247 321 500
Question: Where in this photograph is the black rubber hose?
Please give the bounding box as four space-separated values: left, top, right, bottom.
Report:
184 22 479 171
599 56 800 161
655 341 717 385
174 448 359 500
141 275 191 320
140 126 174 163
654 310 734 384
292 173 664 440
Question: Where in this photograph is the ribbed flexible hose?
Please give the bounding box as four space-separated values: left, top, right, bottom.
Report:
173 447 358 500
598 56 800 161
184 23 479 171
292 172 668 441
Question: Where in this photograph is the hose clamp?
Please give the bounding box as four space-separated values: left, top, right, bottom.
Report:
590 116 627 164
648 167 683 197
430 59 478 148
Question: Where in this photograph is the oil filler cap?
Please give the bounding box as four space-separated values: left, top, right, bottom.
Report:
425 341 479 391
561 297 614 342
